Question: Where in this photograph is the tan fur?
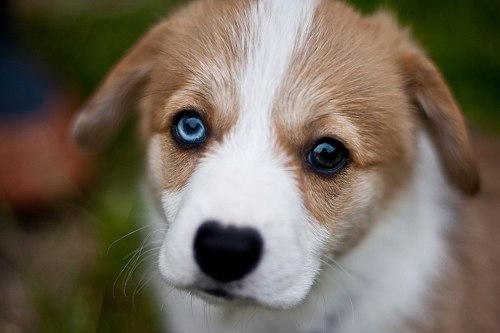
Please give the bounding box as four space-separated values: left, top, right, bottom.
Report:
72 0 493 331
140 0 248 192
398 51 479 195
416 134 500 333
273 3 416 250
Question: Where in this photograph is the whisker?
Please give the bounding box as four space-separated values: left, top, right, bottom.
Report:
127 246 161 278
113 247 143 298
112 227 165 297
133 271 156 298
318 257 357 328
313 278 329 333
320 257 355 281
124 246 162 296
131 253 162 306
107 225 149 254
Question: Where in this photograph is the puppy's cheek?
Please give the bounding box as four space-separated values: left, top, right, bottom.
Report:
242 215 327 308
158 241 196 288
158 190 199 287
147 135 164 192
147 134 200 193
302 170 384 253
161 189 185 224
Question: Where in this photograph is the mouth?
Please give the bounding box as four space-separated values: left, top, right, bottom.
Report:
190 284 259 306
201 287 234 300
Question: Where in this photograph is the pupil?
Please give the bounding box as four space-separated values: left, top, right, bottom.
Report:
307 139 347 174
317 144 334 156
315 143 335 161
313 142 343 168
185 118 200 132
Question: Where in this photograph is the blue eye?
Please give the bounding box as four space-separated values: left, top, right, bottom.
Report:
307 139 348 175
172 111 207 146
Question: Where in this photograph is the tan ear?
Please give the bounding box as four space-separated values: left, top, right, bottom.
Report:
400 51 479 195
72 21 168 150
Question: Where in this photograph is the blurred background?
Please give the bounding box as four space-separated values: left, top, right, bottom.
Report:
0 0 498 332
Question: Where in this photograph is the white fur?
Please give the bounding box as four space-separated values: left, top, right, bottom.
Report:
239 0 318 134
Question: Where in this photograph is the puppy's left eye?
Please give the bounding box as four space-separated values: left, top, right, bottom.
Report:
172 111 207 147
307 139 349 175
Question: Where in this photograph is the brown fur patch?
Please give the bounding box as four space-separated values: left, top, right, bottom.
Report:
138 0 253 192
398 51 479 195
272 2 415 250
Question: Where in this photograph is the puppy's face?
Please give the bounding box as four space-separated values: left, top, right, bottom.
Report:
73 0 478 310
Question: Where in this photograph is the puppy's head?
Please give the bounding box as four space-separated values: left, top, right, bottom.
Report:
73 0 478 309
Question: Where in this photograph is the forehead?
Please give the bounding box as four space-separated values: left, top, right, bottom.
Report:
152 0 412 163
155 0 318 108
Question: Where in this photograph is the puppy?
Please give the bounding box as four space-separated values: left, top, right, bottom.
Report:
73 0 499 332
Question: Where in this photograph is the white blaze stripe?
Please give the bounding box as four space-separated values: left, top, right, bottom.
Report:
238 0 319 143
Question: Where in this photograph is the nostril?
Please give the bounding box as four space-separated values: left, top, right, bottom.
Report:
194 220 263 282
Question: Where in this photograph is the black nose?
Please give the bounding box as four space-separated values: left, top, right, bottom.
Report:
194 220 263 282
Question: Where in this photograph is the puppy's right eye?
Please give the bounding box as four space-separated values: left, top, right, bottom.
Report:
172 111 207 147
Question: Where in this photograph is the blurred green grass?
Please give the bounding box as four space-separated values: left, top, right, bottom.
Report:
17 0 183 94
17 122 162 333
10 0 500 332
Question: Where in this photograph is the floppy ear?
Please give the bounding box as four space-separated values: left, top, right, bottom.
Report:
72 21 168 150
399 51 480 195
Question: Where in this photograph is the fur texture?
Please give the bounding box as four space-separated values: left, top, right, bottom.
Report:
72 1 494 332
